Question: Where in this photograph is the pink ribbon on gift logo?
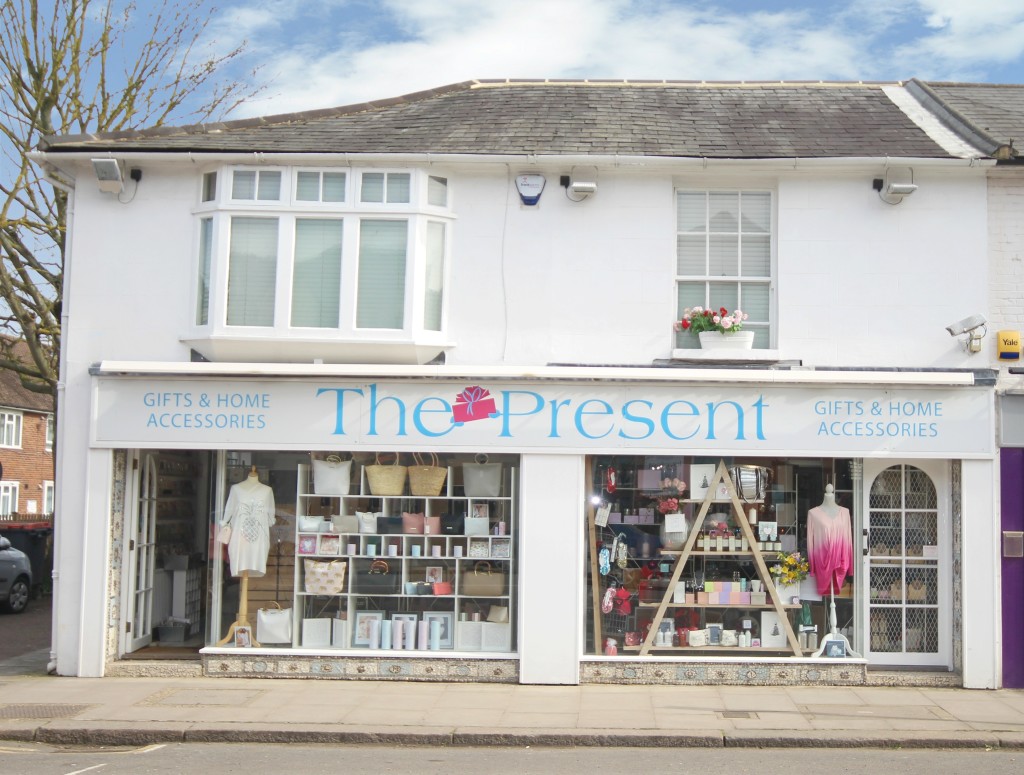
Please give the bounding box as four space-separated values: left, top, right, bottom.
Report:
455 385 490 416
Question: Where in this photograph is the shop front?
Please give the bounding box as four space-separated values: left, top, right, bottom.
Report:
91 365 996 686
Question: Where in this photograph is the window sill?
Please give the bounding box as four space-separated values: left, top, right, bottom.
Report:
182 333 453 365
670 348 782 363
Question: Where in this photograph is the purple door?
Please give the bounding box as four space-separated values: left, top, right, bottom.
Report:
1000 449 1024 688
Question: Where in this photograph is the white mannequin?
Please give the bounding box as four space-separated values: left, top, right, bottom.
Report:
818 484 840 517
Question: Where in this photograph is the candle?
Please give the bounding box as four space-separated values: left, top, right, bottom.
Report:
368 618 380 649
405 620 416 649
429 620 441 650
392 620 403 650
418 621 428 650
379 620 391 650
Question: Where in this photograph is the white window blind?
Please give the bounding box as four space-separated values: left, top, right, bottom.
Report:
357 220 408 329
360 172 411 204
232 170 282 201
291 219 343 328
423 221 445 331
227 217 279 326
428 176 448 207
297 171 346 202
196 218 213 325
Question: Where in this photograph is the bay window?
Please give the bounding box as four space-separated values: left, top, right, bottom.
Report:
190 167 452 363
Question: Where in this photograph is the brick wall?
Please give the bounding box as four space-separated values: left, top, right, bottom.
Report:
0 408 55 519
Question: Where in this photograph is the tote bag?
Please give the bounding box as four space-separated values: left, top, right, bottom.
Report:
256 602 293 644
312 455 352 495
303 559 347 595
462 454 502 497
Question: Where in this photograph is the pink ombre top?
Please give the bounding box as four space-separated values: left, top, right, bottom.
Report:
806 505 853 596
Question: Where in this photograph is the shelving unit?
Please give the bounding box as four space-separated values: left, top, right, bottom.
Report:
592 459 803 657
289 461 516 652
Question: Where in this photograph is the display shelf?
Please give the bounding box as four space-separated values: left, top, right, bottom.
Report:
290 460 516 652
637 602 801 610
621 645 795 653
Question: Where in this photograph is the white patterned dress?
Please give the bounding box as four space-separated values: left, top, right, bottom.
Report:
222 479 276 577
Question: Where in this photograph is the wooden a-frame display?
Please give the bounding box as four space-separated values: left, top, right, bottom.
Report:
635 460 803 656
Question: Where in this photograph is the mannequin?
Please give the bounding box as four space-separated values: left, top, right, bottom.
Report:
216 466 275 646
807 484 861 658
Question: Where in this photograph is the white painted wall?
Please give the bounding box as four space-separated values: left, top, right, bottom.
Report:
961 458 1000 688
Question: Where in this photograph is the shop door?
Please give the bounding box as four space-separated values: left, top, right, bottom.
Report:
122 452 158 653
861 461 950 668
1000 449 1024 689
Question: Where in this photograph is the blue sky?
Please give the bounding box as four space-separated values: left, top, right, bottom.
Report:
194 0 1024 118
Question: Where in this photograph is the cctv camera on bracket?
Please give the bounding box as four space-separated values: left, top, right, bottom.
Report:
946 313 987 353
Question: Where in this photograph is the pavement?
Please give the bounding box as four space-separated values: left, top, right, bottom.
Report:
1 649 1024 749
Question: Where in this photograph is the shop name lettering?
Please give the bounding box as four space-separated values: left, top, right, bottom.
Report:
814 400 941 438
142 392 269 429
316 386 768 440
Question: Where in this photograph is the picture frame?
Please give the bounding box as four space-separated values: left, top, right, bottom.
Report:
297 534 318 555
823 639 847 658
423 611 454 649
234 625 252 648
760 611 788 648
472 502 490 520
690 464 716 500
391 612 418 626
425 566 445 584
352 611 384 647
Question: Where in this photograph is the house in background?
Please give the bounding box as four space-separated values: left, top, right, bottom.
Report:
0 338 55 521
34 78 1014 688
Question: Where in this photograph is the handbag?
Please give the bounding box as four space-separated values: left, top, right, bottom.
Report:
216 524 232 544
402 511 442 535
487 604 509 623
441 512 465 535
463 454 502 497
432 580 453 595
298 515 324 532
462 561 506 596
728 465 771 501
464 515 489 536
365 453 407 496
336 514 359 533
408 452 448 496
352 558 400 594
311 454 352 495
256 602 293 644
357 511 381 534
303 559 347 595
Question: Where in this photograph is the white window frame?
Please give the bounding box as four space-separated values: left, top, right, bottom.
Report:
43 480 54 515
0 411 23 448
0 481 18 516
45 414 54 451
674 187 775 350
189 166 453 360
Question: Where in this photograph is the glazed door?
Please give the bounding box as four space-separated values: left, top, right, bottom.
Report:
122 452 158 653
861 461 950 667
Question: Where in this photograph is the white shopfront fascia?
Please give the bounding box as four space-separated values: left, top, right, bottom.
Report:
88 363 995 685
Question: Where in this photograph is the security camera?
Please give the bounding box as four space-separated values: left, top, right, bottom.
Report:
886 183 918 196
946 314 987 337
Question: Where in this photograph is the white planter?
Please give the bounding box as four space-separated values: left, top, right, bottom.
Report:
698 330 755 349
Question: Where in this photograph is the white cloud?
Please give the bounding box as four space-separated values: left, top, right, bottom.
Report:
212 0 1024 117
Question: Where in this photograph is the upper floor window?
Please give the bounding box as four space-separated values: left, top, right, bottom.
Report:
190 166 452 363
675 190 773 349
45 415 54 451
0 411 22 448
43 481 54 515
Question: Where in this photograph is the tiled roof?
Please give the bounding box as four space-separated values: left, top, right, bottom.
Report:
914 80 1024 158
40 79 961 160
0 340 53 413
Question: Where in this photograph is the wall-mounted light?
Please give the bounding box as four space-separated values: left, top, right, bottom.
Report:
92 158 124 194
872 168 918 205
946 313 987 353
560 165 598 201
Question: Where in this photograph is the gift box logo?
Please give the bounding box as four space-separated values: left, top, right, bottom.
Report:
452 385 498 424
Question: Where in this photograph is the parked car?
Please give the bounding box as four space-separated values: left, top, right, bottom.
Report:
0 534 32 613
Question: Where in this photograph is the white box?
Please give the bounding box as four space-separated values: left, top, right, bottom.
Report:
331 617 349 648
302 618 331 648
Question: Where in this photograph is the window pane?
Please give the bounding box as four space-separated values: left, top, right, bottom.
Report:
196 218 213 325
291 219 343 328
202 172 217 202
742 192 770 233
322 172 347 202
676 192 705 232
256 171 281 201
677 235 705 275
386 173 411 203
357 220 408 329
424 221 445 330
675 282 705 349
741 283 770 323
361 173 384 203
709 282 739 311
709 234 738 275
227 217 278 326
741 235 770 276
296 172 320 201
428 176 448 206
708 192 739 231
232 170 256 200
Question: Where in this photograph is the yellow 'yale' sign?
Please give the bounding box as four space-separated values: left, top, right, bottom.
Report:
998 330 1021 360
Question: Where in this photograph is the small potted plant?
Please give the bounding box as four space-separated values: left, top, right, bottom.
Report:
769 551 809 602
675 305 753 349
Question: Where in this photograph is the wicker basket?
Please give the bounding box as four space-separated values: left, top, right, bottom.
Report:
365 454 407 496
409 452 447 496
